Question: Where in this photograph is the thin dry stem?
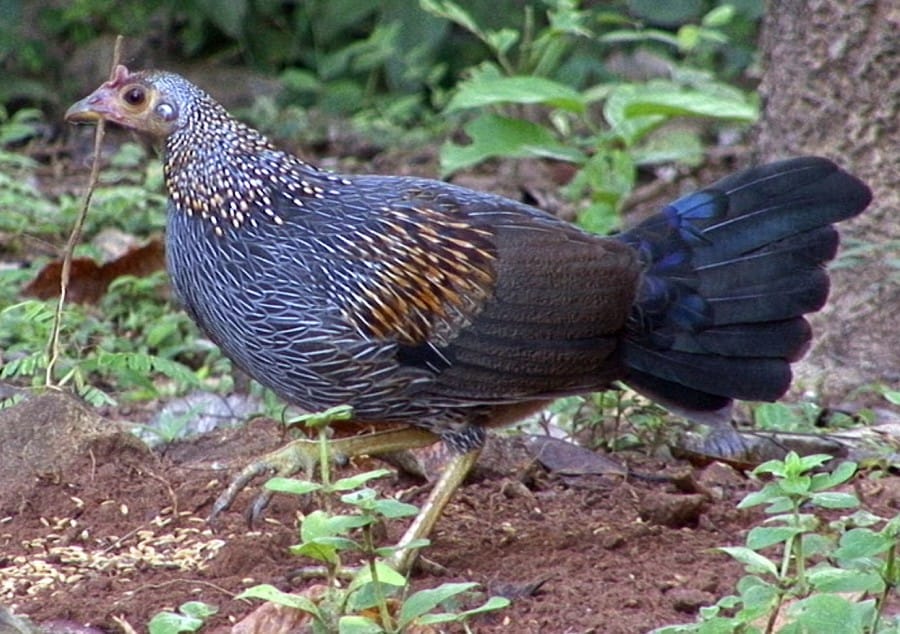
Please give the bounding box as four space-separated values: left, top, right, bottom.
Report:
45 35 124 386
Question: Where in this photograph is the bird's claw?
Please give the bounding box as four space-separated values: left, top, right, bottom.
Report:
209 440 319 525
210 406 358 525
248 487 277 523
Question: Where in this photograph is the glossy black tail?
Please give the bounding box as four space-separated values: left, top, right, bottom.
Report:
617 157 871 418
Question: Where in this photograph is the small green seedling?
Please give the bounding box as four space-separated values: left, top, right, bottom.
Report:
148 601 218 634
655 452 900 634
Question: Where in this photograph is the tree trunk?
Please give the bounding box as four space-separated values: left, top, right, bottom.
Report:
756 0 900 403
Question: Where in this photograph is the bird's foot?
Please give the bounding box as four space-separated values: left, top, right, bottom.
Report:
210 404 355 524
210 417 440 526
210 433 325 524
209 407 476 575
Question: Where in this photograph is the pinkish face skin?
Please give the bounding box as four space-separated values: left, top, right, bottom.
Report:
66 65 180 141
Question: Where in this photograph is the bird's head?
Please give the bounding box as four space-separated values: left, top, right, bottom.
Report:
66 65 206 143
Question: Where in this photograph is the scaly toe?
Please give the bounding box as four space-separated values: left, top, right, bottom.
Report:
247 487 277 524
209 440 320 523
210 460 273 521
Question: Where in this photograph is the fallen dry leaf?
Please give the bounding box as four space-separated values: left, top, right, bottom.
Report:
23 239 165 304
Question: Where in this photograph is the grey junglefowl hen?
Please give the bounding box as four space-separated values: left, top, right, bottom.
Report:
66 65 871 572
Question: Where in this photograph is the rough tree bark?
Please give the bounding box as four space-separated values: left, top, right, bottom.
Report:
756 0 899 404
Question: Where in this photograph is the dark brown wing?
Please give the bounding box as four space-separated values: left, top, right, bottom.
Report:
422 220 641 400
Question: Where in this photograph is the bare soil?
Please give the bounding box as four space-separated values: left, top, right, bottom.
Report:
1 392 899 634
0 400 760 633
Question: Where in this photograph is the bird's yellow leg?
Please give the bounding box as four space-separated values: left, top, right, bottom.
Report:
211 424 439 522
210 404 482 574
389 448 481 573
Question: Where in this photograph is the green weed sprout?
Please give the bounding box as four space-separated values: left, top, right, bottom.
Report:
656 452 900 634
148 601 218 634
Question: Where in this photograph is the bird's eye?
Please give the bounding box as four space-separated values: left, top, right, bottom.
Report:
123 87 146 106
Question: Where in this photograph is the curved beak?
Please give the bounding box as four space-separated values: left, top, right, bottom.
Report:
65 85 118 125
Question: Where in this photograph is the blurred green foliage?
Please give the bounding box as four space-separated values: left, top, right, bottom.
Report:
3 0 763 233
3 0 761 113
426 0 759 232
0 140 222 406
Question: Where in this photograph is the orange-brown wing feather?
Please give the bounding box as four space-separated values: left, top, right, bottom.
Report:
339 205 498 346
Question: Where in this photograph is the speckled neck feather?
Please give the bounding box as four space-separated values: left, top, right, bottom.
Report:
144 70 350 237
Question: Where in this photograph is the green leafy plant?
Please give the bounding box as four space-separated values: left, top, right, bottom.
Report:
539 389 675 453
134 403 204 446
751 401 871 433
872 385 900 407
0 274 222 406
0 152 60 235
148 601 218 634
655 452 900 633
237 406 509 633
0 106 42 145
425 0 758 234
0 141 164 243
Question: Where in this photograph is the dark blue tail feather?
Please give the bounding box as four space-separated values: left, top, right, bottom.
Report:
617 157 871 415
